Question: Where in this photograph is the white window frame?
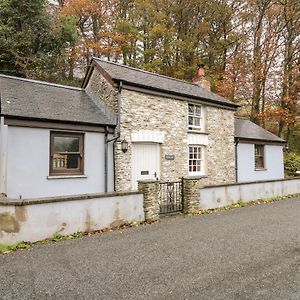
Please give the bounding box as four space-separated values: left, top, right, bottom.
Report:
188 103 204 132
188 145 205 176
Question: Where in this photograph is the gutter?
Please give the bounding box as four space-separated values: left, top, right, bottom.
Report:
1 114 116 130
104 81 122 192
236 137 286 146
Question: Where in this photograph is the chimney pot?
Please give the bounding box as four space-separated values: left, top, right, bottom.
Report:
198 67 205 78
193 64 211 92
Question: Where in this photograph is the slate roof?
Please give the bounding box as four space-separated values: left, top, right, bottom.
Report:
92 58 239 109
235 117 285 144
0 75 115 126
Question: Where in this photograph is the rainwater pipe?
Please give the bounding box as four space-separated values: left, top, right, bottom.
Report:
235 138 239 183
0 96 8 197
104 81 122 192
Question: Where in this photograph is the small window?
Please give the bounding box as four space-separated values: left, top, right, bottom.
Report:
189 145 205 175
188 104 203 131
255 144 265 170
50 132 84 176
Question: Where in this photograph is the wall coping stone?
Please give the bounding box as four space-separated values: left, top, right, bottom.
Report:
0 191 142 206
202 177 300 189
137 180 160 183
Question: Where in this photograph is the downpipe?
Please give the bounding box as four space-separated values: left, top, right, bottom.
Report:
235 138 239 183
0 116 8 197
104 81 122 192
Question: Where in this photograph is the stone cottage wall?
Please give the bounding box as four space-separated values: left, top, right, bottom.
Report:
87 67 236 192
85 69 118 114
115 89 236 191
115 90 189 191
201 106 236 186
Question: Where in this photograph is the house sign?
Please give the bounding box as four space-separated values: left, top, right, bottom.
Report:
165 154 175 160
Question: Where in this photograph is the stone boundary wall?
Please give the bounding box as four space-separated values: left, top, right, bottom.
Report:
200 178 300 210
138 178 202 221
0 192 144 244
183 177 200 214
138 180 160 222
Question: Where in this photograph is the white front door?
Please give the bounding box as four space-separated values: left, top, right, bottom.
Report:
131 143 160 190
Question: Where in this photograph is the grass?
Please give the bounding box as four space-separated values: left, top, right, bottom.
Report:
0 242 30 254
1 193 300 255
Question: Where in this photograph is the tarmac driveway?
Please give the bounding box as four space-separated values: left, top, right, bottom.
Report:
1 198 300 300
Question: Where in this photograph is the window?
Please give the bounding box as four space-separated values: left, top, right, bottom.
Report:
50 132 84 176
189 145 205 175
188 104 203 131
255 144 265 170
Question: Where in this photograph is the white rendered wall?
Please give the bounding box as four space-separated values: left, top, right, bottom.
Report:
237 143 284 182
0 192 144 244
200 178 300 210
6 126 114 199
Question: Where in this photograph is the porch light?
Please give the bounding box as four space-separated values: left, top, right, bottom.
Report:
121 139 128 153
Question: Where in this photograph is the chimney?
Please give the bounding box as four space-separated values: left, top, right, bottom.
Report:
193 64 211 91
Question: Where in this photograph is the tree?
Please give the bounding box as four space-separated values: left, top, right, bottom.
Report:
278 0 300 139
0 0 71 79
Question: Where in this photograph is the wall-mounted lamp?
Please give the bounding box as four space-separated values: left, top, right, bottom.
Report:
121 139 128 153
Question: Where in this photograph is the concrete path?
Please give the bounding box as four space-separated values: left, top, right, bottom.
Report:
1 198 300 300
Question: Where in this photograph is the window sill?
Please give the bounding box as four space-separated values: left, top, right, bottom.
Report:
47 175 88 180
187 130 209 135
255 168 267 172
187 174 207 179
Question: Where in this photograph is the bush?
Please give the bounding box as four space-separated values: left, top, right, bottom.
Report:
284 152 300 176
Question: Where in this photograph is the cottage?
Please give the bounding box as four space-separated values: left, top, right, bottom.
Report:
0 75 116 199
235 116 285 182
0 60 286 198
83 58 241 191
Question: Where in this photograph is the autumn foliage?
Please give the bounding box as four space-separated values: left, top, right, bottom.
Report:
0 0 299 144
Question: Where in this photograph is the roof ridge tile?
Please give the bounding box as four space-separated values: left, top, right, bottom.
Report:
0 74 83 92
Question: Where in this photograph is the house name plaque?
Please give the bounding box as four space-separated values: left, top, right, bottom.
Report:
165 154 175 160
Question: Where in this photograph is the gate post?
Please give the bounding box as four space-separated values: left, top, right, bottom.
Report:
183 177 200 214
138 180 160 222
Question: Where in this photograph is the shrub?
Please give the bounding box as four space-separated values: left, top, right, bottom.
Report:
284 152 300 176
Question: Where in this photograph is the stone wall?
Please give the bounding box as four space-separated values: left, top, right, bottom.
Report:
115 88 236 191
138 180 159 222
201 106 236 186
115 89 189 191
88 68 236 192
86 69 118 114
183 177 200 214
